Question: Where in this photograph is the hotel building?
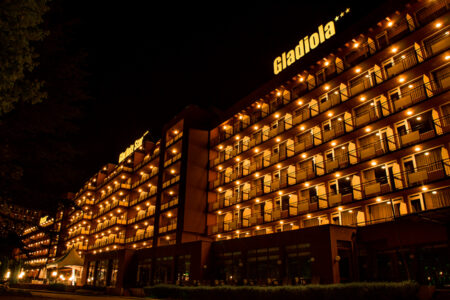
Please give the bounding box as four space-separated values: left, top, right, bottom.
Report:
17 210 65 281
18 0 450 291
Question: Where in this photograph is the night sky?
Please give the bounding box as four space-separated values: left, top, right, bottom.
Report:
37 0 397 205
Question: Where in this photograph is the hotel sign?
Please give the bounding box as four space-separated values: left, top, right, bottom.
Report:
118 131 149 163
273 8 350 75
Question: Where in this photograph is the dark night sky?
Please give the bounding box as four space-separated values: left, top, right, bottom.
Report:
52 0 394 196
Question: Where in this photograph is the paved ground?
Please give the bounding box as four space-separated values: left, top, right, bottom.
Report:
1 289 151 300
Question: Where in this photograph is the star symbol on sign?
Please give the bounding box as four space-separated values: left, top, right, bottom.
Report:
346 8 350 13
340 12 345 17
335 16 339 21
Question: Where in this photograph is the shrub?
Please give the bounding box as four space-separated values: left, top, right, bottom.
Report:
79 284 106 292
144 281 419 300
48 283 67 292
0 287 33 297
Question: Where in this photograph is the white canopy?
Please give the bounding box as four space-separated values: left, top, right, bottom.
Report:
46 248 84 269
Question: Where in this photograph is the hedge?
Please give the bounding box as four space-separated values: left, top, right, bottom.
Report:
144 281 419 300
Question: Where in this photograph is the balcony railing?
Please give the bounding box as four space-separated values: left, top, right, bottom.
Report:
164 153 181 167
209 5 449 147
127 207 156 224
92 199 129 219
129 187 158 206
89 236 125 250
91 217 127 234
160 197 179 211
132 168 159 188
210 73 450 188
210 159 450 234
134 149 160 171
210 131 450 210
166 131 183 147
162 175 180 188
415 0 448 26
126 231 154 243
158 222 177 233
95 183 131 204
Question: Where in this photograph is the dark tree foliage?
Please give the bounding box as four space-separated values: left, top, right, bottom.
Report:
0 0 48 115
0 0 92 214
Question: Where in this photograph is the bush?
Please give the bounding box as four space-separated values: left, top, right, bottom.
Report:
144 281 419 300
48 283 67 292
0 286 33 297
79 284 106 292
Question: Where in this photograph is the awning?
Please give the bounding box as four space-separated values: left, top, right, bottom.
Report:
46 248 84 269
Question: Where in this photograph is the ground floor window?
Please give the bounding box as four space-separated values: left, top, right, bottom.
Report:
285 243 312 284
137 258 152 287
87 258 119 287
110 259 119 287
86 261 95 285
154 256 174 284
176 255 191 283
95 260 108 287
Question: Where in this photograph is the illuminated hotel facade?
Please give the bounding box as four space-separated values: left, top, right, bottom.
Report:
19 0 450 291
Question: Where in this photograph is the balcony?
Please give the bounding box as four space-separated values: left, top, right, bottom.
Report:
132 168 159 188
66 228 90 239
164 153 181 167
96 183 131 204
210 157 450 234
166 131 183 147
134 150 160 171
211 4 449 150
129 187 158 206
91 217 127 234
416 0 448 26
387 16 413 44
160 197 178 211
126 231 154 243
89 236 125 250
162 175 180 188
93 199 129 219
158 222 177 233
128 207 155 224
211 73 450 191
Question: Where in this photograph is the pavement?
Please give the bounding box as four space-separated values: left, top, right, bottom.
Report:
2 289 152 300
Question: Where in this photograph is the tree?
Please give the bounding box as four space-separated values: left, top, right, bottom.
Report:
0 0 92 212
0 0 48 116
